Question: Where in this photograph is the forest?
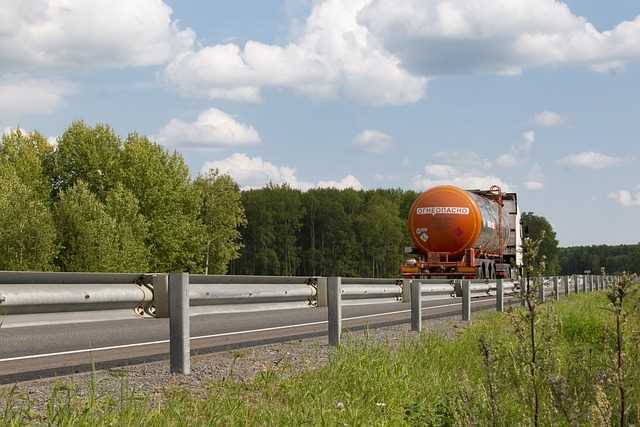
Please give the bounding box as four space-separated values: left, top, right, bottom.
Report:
1 122 638 277
558 243 640 275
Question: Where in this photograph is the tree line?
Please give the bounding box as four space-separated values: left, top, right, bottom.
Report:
0 122 418 277
229 185 417 277
558 243 640 275
3 121 633 277
0 123 245 274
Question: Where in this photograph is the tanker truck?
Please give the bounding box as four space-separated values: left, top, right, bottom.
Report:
401 185 522 279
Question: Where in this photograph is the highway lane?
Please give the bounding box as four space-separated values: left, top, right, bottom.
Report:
0 297 510 383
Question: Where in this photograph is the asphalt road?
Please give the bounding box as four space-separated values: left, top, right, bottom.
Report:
0 297 510 384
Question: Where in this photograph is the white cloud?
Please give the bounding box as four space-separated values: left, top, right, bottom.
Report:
0 76 74 115
163 0 426 105
373 173 395 182
496 154 518 168
413 154 510 191
496 130 535 168
559 152 622 169
360 0 640 76
521 130 535 147
423 163 458 178
590 61 625 74
316 175 363 190
523 164 544 190
608 190 640 207
155 108 261 150
353 130 393 153
524 181 544 191
201 153 363 191
531 111 567 127
164 0 640 105
0 1 194 70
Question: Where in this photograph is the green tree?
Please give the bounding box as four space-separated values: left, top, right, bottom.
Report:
50 121 123 200
299 189 362 276
0 165 57 270
195 170 246 274
55 181 121 272
236 185 304 276
55 181 148 272
119 134 205 272
558 243 640 274
104 184 150 272
355 195 405 278
521 212 560 275
0 129 53 199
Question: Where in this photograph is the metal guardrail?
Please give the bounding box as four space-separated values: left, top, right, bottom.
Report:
0 271 620 332
0 269 624 376
0 272 154 328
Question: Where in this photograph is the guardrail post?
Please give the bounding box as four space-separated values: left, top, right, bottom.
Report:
461 280 471 322
153 274 169 318
496 278 504 313
520 277 527 307
573 275 579 294
589 275 594 292
401 279 412 303
410 280 421 332
538 278 545 303
327 276 342 346
599 275 604 291
563 276 569 297
316 277 328 307
169 272 190 375
553 277 559 301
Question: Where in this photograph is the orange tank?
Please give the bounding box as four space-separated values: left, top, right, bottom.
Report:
407 185 509 258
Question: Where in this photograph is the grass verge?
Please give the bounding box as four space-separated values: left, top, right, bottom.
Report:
2 291 639 426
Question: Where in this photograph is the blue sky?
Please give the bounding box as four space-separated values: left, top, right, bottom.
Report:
1 0 639 246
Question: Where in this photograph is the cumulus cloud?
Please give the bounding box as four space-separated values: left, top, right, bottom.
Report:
353 130 393 153
524 181 544 190
373 173 395 182
0 1 194 70
0 76 74 115
201 153 363 191
531 111 567 127
155 108 261 150
559 152 622 169
590 60 626 74
496 154 518 168
608 189 640 207
4 1 640 108
413 152 510 191
163 0 426 105
523 164 544 190
164 0 640 105
496 130 535 168
359 0 640 76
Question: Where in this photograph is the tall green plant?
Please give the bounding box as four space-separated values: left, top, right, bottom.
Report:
606 273 637 426
506 234 561 425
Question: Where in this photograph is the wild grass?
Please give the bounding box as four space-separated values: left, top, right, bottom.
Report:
1 288 638 426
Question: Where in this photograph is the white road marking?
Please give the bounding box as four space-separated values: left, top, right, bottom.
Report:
0 300 492 363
